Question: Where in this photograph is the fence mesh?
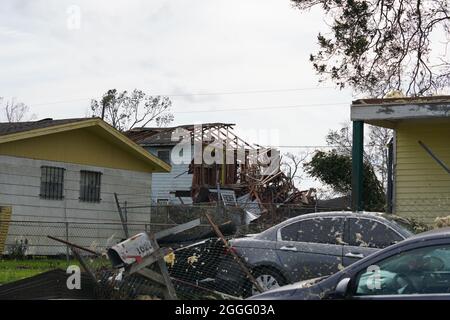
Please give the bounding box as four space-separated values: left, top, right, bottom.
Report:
1 202 449 300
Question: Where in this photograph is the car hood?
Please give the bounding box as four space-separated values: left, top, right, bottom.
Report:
274 276 328 292
248 276 328 300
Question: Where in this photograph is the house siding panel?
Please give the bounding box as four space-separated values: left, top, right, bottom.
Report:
0 128 160 173
395 121 450 224
147 147 193 204
0 155 152 255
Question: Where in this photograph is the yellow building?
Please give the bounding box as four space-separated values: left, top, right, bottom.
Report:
0 117 170 255
351 96 450 224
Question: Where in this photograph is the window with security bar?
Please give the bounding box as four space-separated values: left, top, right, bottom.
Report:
40 166 65 200
80 170 102 202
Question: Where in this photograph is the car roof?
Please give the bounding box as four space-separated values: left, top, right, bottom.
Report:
410 227 450 239
257 211 398 239
282 211 386 222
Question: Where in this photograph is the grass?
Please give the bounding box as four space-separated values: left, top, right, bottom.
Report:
0 258 80 284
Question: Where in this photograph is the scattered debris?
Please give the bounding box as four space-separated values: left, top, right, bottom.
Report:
435 216 450 228
42 218 238 300
107 232 177 300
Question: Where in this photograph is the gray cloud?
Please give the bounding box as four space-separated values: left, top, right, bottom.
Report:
0 0 353 188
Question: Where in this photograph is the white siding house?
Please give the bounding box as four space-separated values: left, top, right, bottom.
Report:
146 146 193 204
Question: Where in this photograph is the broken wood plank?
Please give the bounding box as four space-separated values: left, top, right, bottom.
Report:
204 213 264 294
71 248 98 286
125 248 164 275
157 258 177 300
47 235 99 256
148 235 178 300
114 192 129 238
154 218 201 240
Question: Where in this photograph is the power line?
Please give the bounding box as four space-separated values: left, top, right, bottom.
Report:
29 86 338 107
160 86 335 96
174 102 348 113
273 145 373 148
273 145 342 148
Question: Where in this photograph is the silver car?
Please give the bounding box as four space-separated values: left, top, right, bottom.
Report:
216 211 415 297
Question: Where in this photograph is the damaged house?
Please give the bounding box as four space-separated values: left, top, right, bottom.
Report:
126 123 316 216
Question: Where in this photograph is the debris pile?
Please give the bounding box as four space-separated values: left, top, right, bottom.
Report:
43 217 243 300
127 123 316 221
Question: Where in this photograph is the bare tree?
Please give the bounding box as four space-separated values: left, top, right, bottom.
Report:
91 89 174 131
0 97 34 122
367 126 393 189
281 151 310 187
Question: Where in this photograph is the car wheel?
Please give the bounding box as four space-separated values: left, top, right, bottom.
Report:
245 268 286 297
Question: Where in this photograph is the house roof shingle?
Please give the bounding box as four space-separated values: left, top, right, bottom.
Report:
0 118 92 136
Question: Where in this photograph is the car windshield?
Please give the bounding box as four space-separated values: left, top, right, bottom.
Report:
380 214 416 236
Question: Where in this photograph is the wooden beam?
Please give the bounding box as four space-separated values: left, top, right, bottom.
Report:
204 213 264 293
114 193 129 238
154 218 201 240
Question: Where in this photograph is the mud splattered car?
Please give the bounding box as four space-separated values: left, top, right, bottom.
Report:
216 211 415 297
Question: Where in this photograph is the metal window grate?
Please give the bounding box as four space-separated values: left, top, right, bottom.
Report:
80 170 102 202
40 166 65 200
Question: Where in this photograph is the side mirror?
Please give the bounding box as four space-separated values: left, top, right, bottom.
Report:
333 277 351 298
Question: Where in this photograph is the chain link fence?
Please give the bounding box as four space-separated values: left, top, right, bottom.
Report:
0 202 335 257
394 196 450 226
2 202 448 300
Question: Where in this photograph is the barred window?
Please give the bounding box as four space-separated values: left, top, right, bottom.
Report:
40 166 65 200
80 171 102 202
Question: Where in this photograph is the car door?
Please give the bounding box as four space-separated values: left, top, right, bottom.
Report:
350 244 450 300
275 216 345 282
342 217 403 267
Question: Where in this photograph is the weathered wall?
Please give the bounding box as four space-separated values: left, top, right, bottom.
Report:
395 120 450 224
0 155 152 254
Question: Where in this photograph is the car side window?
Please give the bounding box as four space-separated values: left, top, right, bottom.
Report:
348 218 402 248
354 244 450 296
280 217 344 245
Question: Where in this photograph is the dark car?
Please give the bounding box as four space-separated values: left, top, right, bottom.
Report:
250 227 450 300
216 211 415 297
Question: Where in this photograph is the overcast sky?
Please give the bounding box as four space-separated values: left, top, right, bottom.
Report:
0 0 358 189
